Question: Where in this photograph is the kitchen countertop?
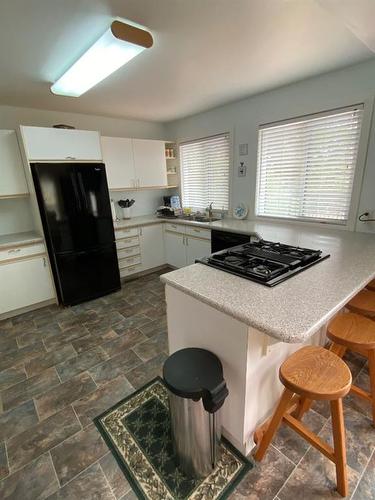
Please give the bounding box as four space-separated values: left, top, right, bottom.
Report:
0 231 44 250
160 220 375 343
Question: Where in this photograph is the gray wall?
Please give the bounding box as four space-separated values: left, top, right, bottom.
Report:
166 58 375 233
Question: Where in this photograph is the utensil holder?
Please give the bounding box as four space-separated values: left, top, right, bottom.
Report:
123 207 132 219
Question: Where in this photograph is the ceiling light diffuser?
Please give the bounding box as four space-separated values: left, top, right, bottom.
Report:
51 20 153 97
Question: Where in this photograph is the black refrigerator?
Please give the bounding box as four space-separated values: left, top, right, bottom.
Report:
31 162 121 306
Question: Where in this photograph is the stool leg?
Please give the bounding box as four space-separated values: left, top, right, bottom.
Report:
330 399 348 497
367 349 375 426
293 397 312 420
254 388 294 461
329 342 347 358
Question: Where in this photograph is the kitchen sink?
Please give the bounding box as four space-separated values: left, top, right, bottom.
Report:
177 215 221 223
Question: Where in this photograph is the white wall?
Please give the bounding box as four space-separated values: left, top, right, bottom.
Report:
0 105 167 139
166 58 375 233
0 104 169 236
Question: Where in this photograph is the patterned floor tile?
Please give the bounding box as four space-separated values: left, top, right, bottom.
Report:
131 331 168 362
35 371 97 420
7 406 81 471
101 329 147 357
352 450 375 499
24 344 76 377
1 367 60 412
0 441 8 480
72 375 134 428
232 445 294 500
50 424 108 486
0 399 39 441
0 365 26 392
88 350 142 387
125 352 167 389
0 453 59 499
100 453 131 499
55 346 108 382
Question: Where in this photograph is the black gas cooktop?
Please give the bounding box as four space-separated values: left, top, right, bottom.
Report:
197 239 330 286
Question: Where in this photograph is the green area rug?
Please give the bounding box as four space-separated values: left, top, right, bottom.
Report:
94 377 252 499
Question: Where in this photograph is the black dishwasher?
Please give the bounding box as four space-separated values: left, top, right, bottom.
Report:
211 230 251 253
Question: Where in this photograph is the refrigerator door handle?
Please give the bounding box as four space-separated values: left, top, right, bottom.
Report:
70 172 82 211
77 171 89 211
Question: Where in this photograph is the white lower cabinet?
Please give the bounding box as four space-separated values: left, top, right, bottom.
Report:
164 225 211 268
140 225 165 270
185 236 211 265
0 256 55 314
164 231 186 268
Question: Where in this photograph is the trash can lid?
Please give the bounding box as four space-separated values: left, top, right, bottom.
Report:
163 348 229 413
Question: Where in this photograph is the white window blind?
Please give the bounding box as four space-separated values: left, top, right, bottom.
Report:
180 133 230 211
256 106 363 224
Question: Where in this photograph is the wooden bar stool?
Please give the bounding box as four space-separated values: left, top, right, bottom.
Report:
367 279 375 292
254 345 352 497
346 289 375 319
327 312 375 425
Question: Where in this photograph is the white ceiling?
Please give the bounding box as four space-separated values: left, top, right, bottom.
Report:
0 0 374 122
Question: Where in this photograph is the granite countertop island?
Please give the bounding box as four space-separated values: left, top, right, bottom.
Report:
160 220 375 343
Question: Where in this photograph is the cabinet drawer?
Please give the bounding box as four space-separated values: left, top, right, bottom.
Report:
115 227 138 239
0 243 45 263
120 264 142 278
115 236 139 249
185 226 211 240
118 255 141 269
117 246 140 259
165 222 185 234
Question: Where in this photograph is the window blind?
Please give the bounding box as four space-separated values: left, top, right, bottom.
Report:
180 133 230 211
256 106 363 223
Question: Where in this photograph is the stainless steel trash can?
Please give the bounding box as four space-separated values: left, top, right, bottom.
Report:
163 348 229 479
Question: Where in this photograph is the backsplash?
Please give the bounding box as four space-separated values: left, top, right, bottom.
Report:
110 188 178 219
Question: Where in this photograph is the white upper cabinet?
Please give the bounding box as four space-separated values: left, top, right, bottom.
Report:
0 130 28 197
20 126 102 161
132 139 167 188
101 137 136 189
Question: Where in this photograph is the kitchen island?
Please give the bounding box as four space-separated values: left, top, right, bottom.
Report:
160 220 375 454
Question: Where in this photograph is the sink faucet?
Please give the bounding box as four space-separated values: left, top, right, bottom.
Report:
207 202 214 221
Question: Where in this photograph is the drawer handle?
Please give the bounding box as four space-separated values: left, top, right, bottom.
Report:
193 229 201 233
65 156 76 160
8 248 21 254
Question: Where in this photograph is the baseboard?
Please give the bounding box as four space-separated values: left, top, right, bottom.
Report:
0 298 57 321
120 265 174 282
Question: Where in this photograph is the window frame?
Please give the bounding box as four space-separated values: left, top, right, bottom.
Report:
179 132 232 213
254 103 370 230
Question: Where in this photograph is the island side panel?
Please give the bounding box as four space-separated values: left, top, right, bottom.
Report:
165 285 250 453
243 326 324 452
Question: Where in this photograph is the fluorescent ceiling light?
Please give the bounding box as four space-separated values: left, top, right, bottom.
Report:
51 20 153 97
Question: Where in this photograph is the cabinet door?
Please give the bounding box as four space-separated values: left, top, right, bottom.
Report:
21 126 102 161
185 236 211 266
140 225 165 271
0 130 28 196
164 231 186 268
132 139 167 188
101 136 136 189
0 256 55 314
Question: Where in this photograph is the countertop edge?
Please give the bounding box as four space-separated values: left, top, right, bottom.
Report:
160 268 371 344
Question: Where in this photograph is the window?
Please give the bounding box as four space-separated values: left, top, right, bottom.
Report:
180 133 230 211
256 106 363 224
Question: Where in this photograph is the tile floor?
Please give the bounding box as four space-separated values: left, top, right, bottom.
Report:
0 267 373 499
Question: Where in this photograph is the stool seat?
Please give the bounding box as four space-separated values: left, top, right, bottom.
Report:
327 313 375 351
279 345 352 400
347 289 375 318
367 279 375 292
